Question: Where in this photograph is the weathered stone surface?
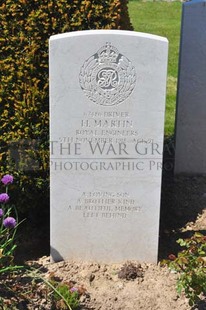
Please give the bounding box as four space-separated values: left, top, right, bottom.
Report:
50 30 168 263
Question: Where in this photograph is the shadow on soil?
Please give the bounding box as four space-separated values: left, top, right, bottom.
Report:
159 136 206 260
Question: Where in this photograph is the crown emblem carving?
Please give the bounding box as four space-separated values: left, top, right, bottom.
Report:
98 43 119 64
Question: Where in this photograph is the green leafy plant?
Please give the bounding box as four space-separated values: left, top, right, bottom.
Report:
29 268 85 310
52 282 80 310
0 174 24 274
163 232 206 307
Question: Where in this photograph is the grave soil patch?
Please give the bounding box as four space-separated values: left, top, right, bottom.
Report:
1 154 206 309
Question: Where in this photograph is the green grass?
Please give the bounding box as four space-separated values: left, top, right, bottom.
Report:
128 0 182 135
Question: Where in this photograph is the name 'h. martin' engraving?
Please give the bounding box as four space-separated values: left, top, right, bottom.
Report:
79 43 136 106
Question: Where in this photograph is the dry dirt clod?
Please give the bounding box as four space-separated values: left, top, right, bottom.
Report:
118 262 144 280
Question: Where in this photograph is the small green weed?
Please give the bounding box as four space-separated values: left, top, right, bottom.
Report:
52 282 79 310
163 232 206 307
39 271 86 310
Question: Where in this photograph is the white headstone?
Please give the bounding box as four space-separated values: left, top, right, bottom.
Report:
175 0 206 174
50 30 168 263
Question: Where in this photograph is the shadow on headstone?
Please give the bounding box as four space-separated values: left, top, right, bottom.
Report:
50 246 64 263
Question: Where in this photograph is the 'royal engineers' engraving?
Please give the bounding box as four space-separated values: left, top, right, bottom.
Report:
79 42 136 106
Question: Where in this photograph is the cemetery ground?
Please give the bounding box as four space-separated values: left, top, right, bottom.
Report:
1 150 206 310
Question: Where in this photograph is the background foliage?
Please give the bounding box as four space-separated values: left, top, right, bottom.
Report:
0 0 132 220
128 1 181 135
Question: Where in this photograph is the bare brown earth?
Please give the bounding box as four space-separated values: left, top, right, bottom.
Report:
1 143 206 309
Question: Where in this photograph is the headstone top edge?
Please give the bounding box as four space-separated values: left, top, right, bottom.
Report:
184 0 206 6
49 30 168 43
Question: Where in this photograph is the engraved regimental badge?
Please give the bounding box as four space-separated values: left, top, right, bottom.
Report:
79 42 136 106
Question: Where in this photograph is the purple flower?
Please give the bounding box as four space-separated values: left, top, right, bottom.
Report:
0 209 3 217
70 287 78 293
3 217 16 229
0 193 9 203
1 174 14 185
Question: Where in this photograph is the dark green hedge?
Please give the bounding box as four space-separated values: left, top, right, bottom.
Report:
0 0 133 218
